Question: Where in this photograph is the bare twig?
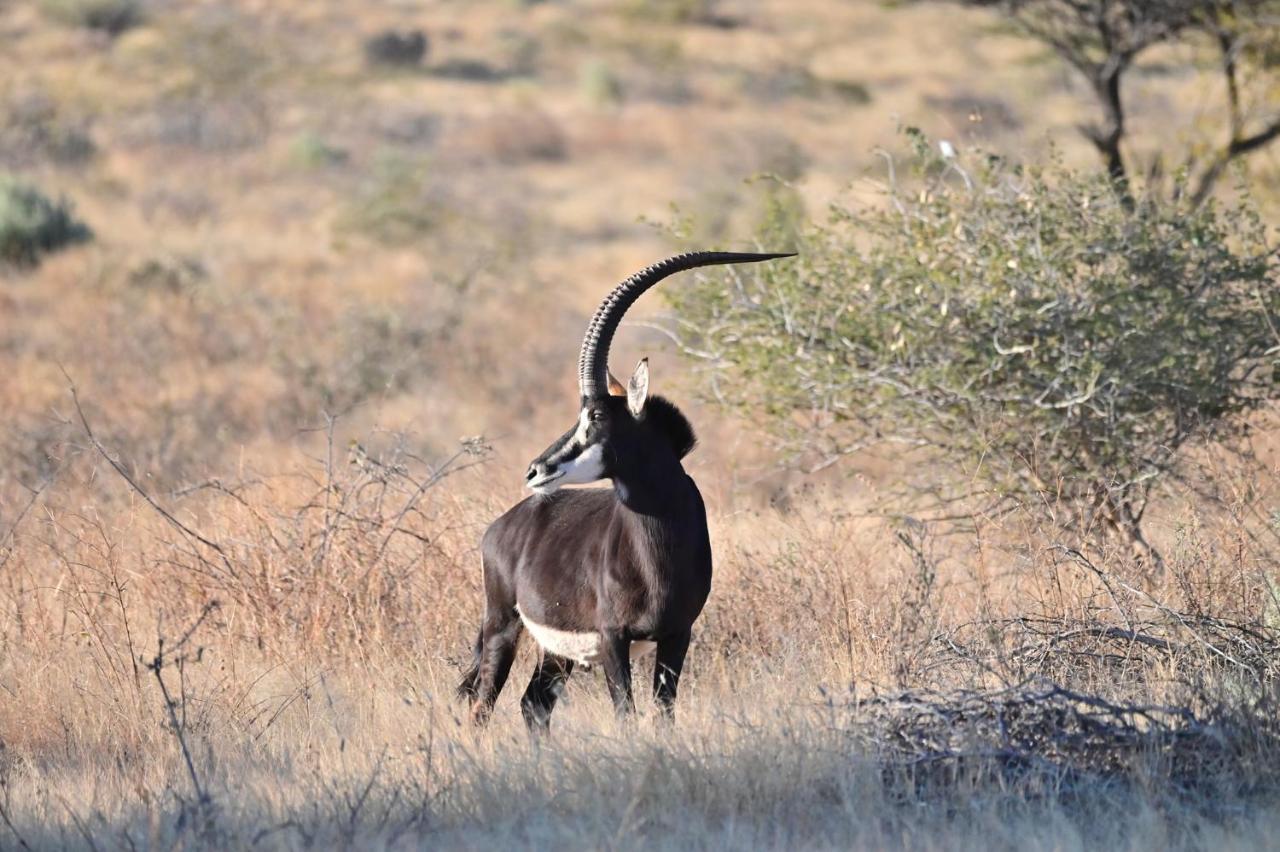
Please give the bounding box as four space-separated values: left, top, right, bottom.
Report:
65 377 238 579
146 602 220 833
0 475 52 575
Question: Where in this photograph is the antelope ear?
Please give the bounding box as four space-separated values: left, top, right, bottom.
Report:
607 370 627 397
627 358 649 418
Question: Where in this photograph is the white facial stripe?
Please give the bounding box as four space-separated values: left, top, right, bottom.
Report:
532 406 606 491
527 407 605 494
556 442 605 484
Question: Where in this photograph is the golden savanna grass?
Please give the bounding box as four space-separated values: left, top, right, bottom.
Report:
3 431 1280 848
2 0 1280 849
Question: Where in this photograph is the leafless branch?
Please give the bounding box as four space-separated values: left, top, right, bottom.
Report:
64 376 239 580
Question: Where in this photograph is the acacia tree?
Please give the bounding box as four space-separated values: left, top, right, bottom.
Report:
669 138 1280 565
952 0 1280 205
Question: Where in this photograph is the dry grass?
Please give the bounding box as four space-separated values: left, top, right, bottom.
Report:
2 409 1279 849
2 0 1280 848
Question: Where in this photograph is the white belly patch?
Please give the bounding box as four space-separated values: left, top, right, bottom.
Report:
517 607 656 668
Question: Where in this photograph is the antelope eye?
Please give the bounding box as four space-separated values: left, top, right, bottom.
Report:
589 408 605 422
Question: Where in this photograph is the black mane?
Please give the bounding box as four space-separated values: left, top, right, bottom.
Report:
644 395 697 459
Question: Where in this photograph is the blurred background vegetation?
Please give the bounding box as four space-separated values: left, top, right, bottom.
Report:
2 0 1274 513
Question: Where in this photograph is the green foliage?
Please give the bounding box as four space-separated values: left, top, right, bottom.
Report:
579 60 624 107
671 138 1280 537
288 131 348 170
39 0 142 36
0 175 91 267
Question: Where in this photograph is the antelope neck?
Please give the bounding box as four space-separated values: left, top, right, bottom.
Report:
609 445 690 515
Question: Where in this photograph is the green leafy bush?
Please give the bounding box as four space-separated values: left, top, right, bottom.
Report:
0 175 91 267
671 137 1280 560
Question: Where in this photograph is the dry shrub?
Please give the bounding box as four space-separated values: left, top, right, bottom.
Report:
621 0 733 27
0 91 95 169
39 0 142 36
934 543 1280 694
0 260 470 495
337 155 444 245
121 96 270 152
856 682 1280 808
450 108 568 165
363 29 428 69
48 414 491 658
113 9 275 152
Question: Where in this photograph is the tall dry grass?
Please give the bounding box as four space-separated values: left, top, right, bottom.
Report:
2 403 1278 850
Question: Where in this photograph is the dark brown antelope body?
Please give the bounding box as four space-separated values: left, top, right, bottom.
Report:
458 252 794 731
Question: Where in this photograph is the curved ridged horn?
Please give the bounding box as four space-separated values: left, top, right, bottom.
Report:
577 251 796 399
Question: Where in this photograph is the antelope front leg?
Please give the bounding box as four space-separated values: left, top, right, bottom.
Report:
599 629 635 718
653 629 691 721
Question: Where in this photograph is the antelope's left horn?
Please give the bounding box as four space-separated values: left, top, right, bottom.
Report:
575 251 795 400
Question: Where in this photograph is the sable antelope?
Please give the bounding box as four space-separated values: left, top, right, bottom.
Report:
458 251 794 731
